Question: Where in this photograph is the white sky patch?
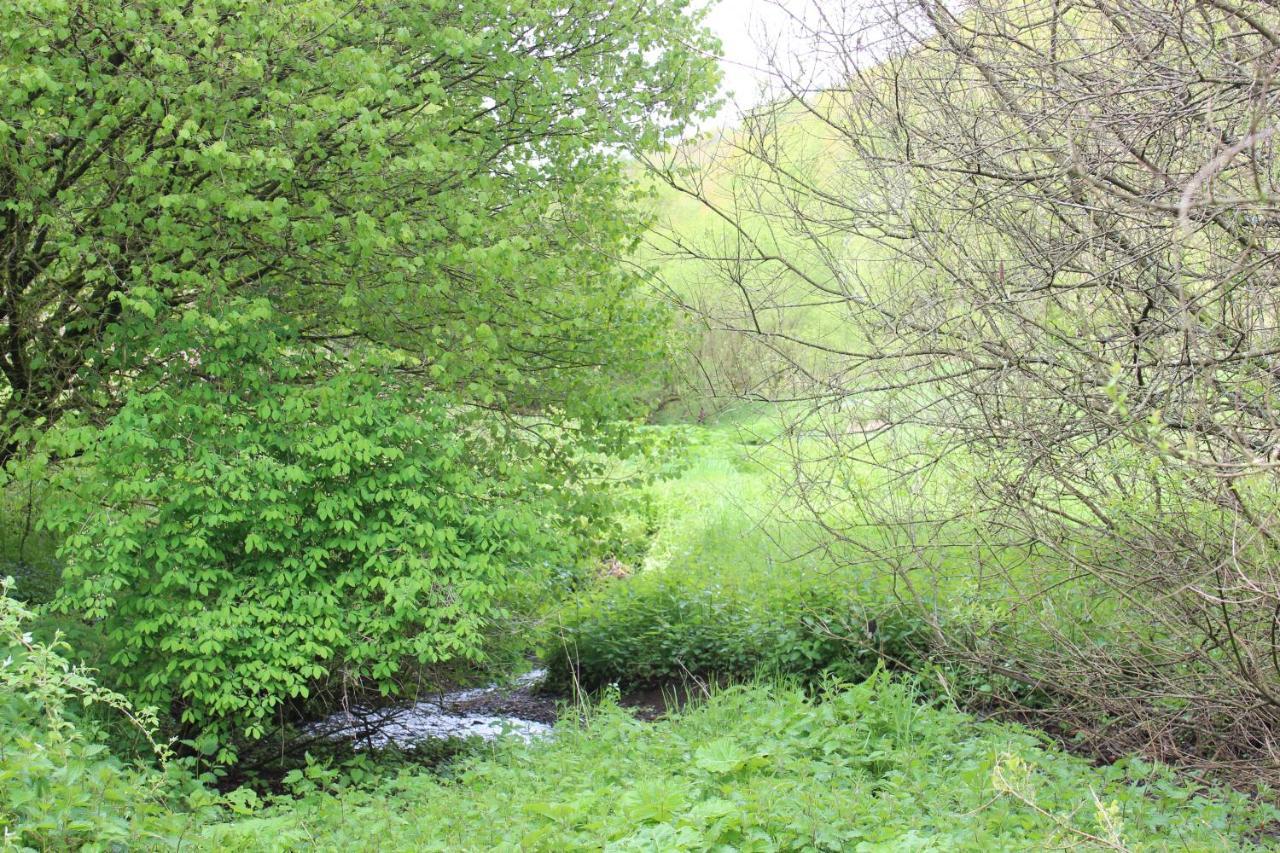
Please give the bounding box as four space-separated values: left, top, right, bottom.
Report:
700 0 796 123
696 0 919 127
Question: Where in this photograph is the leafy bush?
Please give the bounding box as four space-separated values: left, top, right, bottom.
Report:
0 0 718 467
47 305 587 759
0 580 213 847
200 676 1278 850
544 566 928 692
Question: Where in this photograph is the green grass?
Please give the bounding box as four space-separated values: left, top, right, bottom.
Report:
544 416 1057 705
201 676 1278 851
546 418 929 690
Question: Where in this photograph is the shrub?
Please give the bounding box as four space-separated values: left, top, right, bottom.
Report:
544 566 928 692
47 305 585 759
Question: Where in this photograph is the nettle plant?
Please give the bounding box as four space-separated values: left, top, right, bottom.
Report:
47 304 571 757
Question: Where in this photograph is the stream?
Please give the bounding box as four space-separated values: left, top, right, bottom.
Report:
310 669 556 750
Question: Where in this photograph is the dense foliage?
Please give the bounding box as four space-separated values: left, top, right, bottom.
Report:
10 418 1280 848
1 0 717 461
40 303 591 753
9 0 1280 845
201 677 1278 850
0 581 211 847
3 0 719 753
547 563 926 692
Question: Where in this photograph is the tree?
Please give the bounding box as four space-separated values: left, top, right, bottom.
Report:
1 0 718 462
655 0 1280 775
3 0 719 751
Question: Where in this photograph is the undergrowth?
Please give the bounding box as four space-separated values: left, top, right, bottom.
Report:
0 581 218 848
202 675 1279 851
545 417 929 692
545 566 927 692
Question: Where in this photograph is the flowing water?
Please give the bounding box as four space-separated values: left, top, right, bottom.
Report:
310 669 554 749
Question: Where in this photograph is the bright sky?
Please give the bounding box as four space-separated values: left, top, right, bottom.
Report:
699 0 798 123
698 0 875 126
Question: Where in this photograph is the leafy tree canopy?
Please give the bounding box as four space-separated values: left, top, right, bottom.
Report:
1 0 719 459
